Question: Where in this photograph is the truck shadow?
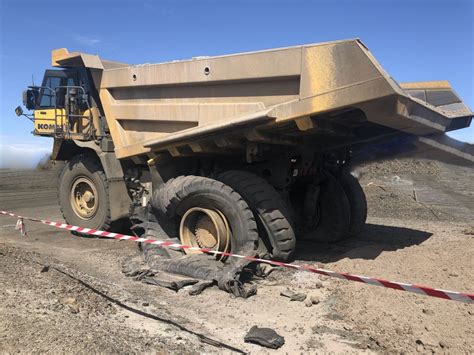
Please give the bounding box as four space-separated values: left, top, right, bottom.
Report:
294 223 432 263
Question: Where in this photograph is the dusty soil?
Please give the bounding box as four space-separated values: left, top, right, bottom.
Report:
0 159 473 353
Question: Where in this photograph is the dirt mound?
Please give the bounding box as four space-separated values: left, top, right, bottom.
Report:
354 158 473 222
355 158 441 181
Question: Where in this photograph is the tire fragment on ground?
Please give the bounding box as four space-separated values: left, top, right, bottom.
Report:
244 326 285 349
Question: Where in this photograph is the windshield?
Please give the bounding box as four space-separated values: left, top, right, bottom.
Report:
37 70 79 108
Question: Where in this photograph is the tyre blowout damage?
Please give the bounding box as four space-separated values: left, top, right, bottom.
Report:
120 168 366 298
125 176 261 298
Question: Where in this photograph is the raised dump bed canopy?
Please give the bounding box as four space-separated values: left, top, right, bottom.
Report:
52 39 473 160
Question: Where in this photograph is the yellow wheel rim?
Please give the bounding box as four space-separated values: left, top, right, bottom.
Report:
179 207 231 260
70 176 98 220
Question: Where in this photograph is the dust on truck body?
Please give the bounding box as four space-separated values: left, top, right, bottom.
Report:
18 39 473 265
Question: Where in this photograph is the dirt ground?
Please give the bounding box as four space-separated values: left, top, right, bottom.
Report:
0 158 473 353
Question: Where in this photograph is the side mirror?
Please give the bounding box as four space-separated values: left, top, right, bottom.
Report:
23 88 39 110
15 106 23 116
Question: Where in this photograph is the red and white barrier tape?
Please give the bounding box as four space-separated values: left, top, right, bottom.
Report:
1 210 473 304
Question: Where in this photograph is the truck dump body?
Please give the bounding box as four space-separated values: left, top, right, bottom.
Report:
52 39 472 160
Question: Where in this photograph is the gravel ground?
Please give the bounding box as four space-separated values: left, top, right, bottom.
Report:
0 158 473 353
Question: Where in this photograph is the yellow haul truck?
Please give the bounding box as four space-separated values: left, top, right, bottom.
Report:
16 39 472 291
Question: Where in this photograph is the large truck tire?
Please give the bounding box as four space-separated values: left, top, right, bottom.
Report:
300 174 351 243
217 170 296 261
337 169 367 238
151 176 259 264
58 154 112 233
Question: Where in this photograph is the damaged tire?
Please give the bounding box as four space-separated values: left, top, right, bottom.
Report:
337 169 367 238
217 170 296 261
151 176 259 264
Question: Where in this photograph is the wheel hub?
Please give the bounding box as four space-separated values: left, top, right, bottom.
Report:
70 176 98 220
179 207 231 260
194 215 219 248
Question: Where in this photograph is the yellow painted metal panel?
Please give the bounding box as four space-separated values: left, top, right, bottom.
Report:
34 109 67 135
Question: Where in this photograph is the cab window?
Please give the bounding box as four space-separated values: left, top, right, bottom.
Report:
37 71 79 108
39 77 61 107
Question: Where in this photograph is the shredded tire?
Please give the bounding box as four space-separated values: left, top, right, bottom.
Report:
150 176 259 266
217 170 296 261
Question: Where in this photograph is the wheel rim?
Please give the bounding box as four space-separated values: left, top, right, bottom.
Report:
70 176 98 220
179 207 231 260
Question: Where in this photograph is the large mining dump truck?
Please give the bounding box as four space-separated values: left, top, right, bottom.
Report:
16 39 472 293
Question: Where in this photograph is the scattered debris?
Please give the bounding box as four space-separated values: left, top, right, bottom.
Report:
61 297 76 305
40 265 49 273
439 340 448 349
280 289 306 302
314 281 324 289
61 297 79 314
280 289 294 298
462 226 474 235
255 263 277 277
422 308 434 316
310 295 320 305
244 326 285 349
291 293 307 302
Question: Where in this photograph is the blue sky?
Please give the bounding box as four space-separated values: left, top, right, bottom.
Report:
0 0 472 168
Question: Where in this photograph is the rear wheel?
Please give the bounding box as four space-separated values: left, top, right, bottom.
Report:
337 169 367 238
217 170 296 261
293 173 351 243
151 176 259 264
58 154 111 232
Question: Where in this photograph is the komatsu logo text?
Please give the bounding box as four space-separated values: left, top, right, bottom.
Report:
37 123 57 130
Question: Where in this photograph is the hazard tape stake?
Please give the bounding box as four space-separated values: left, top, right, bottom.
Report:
1 210 473 304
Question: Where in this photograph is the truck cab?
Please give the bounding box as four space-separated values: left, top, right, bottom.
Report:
20 67 100 140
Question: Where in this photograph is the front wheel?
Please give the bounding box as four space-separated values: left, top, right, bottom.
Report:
58 155 111 231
